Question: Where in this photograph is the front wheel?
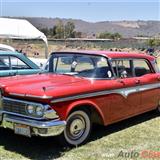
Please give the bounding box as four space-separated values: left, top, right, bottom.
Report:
62 110 92 146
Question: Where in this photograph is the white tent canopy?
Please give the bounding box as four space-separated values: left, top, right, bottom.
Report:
0 18 48 58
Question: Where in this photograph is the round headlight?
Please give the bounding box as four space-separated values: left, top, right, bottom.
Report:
27 105 34 114
35 106 44 117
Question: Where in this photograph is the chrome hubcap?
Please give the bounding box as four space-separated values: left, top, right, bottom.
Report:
64 111 91 146
69 118 85 139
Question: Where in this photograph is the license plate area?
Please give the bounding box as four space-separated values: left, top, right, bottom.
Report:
14 124 31 137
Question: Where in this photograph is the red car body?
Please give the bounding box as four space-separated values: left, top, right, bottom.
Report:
0 51 160 146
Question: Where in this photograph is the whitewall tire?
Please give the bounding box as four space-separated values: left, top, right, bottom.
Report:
63 110 92 146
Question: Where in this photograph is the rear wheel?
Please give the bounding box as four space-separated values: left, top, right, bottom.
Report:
62 110 92 146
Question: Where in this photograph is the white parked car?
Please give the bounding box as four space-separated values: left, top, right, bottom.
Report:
0 44 15 52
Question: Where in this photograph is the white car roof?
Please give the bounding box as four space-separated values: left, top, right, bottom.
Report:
0 44 15 52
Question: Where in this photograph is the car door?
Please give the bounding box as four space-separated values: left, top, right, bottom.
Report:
133 58 160 112
10 56 39 75
107 59 141 123
0 55 17 77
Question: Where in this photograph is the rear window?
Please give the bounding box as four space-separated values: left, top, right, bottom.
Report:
112 59 133 78
133 59 152 77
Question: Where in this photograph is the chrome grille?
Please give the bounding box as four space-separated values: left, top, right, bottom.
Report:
2 98 27 115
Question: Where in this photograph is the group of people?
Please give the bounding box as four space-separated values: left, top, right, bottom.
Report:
109 47 160 58
145 48 160 58
16 47 40 58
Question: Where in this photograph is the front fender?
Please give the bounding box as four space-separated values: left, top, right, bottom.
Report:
65 100 105 124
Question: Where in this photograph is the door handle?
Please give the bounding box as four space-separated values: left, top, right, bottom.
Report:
117 79 125 85
135 79 140 84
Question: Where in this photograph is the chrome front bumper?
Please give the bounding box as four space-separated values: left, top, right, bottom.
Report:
0 114 66 137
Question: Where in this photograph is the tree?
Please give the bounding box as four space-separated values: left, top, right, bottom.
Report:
64 21 75 38
146 39 160 47
55 20 65 39
98 32 112 39
97 31 122 40
49 26 57 37
113 32 122 40
39 27 49 36
74 31 83 38
39 21 83 39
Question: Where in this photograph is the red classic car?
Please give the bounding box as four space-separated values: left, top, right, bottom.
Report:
0 51 160 146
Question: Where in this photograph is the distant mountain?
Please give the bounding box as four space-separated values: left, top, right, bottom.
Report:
6 17 160 38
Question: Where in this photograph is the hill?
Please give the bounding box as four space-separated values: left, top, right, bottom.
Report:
5 17 160 38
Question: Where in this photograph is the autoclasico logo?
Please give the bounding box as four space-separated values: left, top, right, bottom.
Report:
118 149 160 159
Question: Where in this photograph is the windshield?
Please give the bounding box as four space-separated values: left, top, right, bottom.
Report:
46 53 113 79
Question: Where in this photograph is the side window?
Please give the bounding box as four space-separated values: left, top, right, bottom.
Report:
112 59 133 78
0 56 10 70
10 56 31 69
133 59 152 77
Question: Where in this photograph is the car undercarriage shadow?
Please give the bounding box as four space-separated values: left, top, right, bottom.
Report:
0 110 159 160
90 110 159 141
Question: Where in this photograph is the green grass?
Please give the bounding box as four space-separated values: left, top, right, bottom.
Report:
0 110 160 160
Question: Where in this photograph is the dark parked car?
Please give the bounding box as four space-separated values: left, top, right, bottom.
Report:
0 51 41 77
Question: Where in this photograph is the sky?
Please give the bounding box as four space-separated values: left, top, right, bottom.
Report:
0 0 160 22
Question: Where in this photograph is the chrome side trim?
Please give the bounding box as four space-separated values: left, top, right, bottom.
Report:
51 83 160 103
9 93 52 99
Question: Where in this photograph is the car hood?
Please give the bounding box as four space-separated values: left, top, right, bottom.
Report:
0 73 111 101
